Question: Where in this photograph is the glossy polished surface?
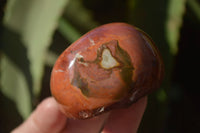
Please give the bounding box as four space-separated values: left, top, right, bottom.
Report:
50 23 164 119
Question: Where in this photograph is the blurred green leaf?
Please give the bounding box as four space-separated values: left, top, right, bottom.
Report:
58 18 81 42
45 51 59 67
157 89 167 103
0 0 69 118
188 0 200 21
64 0 99 32
3 0 69 96
166 0 186 54
0 27 33 119
0 55 31 119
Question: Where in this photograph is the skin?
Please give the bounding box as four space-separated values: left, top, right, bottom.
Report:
12 96 147 133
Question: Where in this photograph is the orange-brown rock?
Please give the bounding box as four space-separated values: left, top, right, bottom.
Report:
50 23 164 119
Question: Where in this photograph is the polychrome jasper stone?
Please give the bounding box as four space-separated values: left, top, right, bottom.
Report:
50 23 164 119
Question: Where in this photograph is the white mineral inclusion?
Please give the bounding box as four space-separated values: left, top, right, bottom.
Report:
99 107 105 113
89 38 95 46
68 53 81 69
68 53 87 69
100 49 119 69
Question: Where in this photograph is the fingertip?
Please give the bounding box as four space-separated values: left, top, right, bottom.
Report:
32 97 67 133
12 97 67 133
35 97 62 119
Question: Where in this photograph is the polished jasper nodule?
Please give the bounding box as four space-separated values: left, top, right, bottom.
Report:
50 23 164 119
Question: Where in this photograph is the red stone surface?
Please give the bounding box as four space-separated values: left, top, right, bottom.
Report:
50 23 164 119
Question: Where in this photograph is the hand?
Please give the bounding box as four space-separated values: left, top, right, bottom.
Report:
12 96 147 133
